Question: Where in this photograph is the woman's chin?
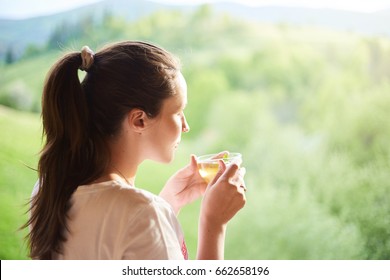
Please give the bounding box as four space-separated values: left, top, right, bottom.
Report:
151 151 176 164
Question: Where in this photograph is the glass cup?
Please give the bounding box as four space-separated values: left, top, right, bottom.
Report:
197 152 242 183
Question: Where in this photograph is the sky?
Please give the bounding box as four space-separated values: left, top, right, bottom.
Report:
1 0 390 19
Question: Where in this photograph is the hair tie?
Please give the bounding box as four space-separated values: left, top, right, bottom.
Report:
79 46 94 71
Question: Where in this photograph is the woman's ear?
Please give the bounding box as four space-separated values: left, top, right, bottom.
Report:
127 109 148 133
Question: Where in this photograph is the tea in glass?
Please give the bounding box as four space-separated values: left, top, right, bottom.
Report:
197 152 242 183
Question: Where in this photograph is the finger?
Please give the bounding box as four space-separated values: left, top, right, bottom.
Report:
238 188 247 206
221 162 240 181
209 160 226 186
190 154 198 169
239 181 247 193
230 167 246 185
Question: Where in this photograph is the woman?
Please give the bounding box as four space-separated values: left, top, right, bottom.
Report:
25 41 246 260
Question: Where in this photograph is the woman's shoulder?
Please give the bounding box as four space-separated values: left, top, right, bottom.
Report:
75 180 170 210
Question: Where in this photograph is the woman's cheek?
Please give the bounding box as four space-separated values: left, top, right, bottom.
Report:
174 115 183 132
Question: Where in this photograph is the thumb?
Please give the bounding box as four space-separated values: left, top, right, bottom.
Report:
189 154 198 172
190 154 198 170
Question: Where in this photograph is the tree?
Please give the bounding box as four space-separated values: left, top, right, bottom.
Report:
5 47 15 65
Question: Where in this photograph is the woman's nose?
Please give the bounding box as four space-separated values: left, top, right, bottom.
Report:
182 114 190 133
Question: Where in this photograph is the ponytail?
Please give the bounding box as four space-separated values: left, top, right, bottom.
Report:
25 50 108 259
42 52 88 154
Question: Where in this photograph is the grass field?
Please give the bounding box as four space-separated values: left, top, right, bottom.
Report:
0 106 41 259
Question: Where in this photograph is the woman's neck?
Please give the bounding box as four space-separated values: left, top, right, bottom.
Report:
110 165 136 186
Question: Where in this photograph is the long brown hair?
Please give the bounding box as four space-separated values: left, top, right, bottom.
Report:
24 41 180 259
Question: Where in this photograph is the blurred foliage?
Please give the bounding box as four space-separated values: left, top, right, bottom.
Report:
1 5 390 259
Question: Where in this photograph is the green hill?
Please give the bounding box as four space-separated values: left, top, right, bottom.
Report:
2 0 390 60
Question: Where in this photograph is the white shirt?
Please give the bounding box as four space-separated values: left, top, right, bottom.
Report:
32 180 188 260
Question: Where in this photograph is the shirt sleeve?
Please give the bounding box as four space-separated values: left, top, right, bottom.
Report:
31 180 39 199
121 199 185 260
29 180 40 232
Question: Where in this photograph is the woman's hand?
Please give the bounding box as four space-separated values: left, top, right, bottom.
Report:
197 160 247 260
159 152 229 215
200 160 246 226
159 154 207 215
